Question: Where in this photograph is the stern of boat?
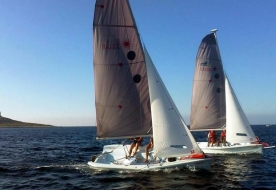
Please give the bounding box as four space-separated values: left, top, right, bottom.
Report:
197 142 263 154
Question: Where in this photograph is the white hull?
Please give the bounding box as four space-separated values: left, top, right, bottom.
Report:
264 146 275 149
197 142 263 154
88 144 212 171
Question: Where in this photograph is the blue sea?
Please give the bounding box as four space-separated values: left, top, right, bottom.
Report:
0 125 275 190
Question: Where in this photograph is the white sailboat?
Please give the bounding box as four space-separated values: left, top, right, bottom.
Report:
190 29 267 154
88 0 212 171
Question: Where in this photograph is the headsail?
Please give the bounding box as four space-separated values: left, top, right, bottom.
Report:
144 47 201 158
225 75 257 143
93 0 152 139
190 32 226 131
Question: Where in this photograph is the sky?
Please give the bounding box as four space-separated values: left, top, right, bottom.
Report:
0 0 276 126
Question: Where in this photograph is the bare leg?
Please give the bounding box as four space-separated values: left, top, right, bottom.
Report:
211 139 214 147
128 143 135 157
209 138 214 147
145 147 149 162
216 140 220 146
131 142 141 156
145 143 152 162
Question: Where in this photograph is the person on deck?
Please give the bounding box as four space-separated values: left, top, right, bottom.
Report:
207 130 216 147
128 137 143 157
145 136 154 163
217 129 226 146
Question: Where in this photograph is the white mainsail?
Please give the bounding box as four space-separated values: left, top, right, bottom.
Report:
144 47 201 158
225 75 257 143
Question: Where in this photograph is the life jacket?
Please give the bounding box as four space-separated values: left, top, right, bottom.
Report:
262 142 269 147
208 131 214 138
188 153 206 159
180 153 211 160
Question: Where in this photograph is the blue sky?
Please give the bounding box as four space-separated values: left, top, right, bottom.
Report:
0 0 275 126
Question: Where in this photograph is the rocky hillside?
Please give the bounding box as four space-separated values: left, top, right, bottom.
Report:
0 116 53 127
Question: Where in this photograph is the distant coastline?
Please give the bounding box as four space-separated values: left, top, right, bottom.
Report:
0 116 54 128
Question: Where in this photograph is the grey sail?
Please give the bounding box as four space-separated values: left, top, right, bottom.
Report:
93 0 152 139
190 33 226 131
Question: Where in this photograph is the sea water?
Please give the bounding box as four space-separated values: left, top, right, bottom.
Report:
0 125 275 189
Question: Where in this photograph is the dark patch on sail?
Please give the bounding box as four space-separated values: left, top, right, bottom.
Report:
133 74 141 83
170 145 186 148
216 88 221 93
214 73 220 79
127 51 136 60
200 62 208 66
236 133 247 136
147 99 151 113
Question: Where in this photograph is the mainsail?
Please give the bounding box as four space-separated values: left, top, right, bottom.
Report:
144 47 201 158
190 32 226 131
93 0 152 139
